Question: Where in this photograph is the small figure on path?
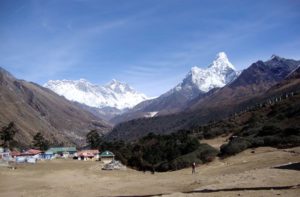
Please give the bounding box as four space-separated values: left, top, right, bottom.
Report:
192 162 196 174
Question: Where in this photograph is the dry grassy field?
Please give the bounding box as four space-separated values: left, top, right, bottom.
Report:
1 146 300 197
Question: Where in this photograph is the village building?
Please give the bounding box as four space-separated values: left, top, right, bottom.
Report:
47 147 77 158
100 151 115 164
11 150 21 158
43 151 54 160
22 149 43 157
77 149 99 161
15 149 43 163
0 147 10 160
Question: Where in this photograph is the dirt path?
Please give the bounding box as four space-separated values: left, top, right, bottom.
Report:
201 135 229 149
0 147 300 197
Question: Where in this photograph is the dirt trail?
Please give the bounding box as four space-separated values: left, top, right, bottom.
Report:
201 135 229 149
0 146 300 197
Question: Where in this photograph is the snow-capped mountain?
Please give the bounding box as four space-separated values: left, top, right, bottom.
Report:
44 79 148 110
111 52 240 124
172 52 238 97
109 55 300 141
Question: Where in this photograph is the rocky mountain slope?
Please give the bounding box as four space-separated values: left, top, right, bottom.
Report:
0 67 112 147
107 55 300 141
187 55 299 111
112 52 240 124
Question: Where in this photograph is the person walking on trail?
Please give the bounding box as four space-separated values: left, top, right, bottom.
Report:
192 162 196 174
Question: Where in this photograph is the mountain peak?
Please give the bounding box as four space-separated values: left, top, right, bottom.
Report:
216 51 228 60
108 79 123 85
44 79 148 109
210 51 235 70
177 52 239 94
79 78 89 83
106 79 133 92
270 54 283 61
110 78 119 83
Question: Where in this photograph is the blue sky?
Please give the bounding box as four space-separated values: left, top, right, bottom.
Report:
1 0 300 97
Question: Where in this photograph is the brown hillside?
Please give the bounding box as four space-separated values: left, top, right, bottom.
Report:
0 67 111 147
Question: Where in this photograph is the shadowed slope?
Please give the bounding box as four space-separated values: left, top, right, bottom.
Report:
0 67 111 147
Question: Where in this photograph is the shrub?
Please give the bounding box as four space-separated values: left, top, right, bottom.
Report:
156 143 218 171
276 113 285 120
257 125 281 136
282 127 300 136
277 135 300 148
263 136 281 146
169 155 201 171
220 138 252 156
127 155 143 170
250 137 264 147
240 128 259 137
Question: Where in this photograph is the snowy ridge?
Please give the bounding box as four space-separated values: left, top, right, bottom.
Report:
173 52 239 96
44 79 148 110
144 111 159 118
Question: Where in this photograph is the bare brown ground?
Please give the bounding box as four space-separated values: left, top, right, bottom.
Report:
1 146 300 197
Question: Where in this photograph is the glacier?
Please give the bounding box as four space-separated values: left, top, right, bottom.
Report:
44 79 148 110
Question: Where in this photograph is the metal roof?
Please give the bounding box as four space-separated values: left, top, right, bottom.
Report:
47 147 77 154
100 151 115 157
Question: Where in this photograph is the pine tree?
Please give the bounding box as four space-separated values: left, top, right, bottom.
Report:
86 130 101 149
32 132 49 151
0 121 18 149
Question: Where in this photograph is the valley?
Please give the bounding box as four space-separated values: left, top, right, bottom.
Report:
0 146 299 197
1 1 299 196
1 53 299 153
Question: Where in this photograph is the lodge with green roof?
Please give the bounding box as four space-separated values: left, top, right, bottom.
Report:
100 151 115 164
47 147 77 155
